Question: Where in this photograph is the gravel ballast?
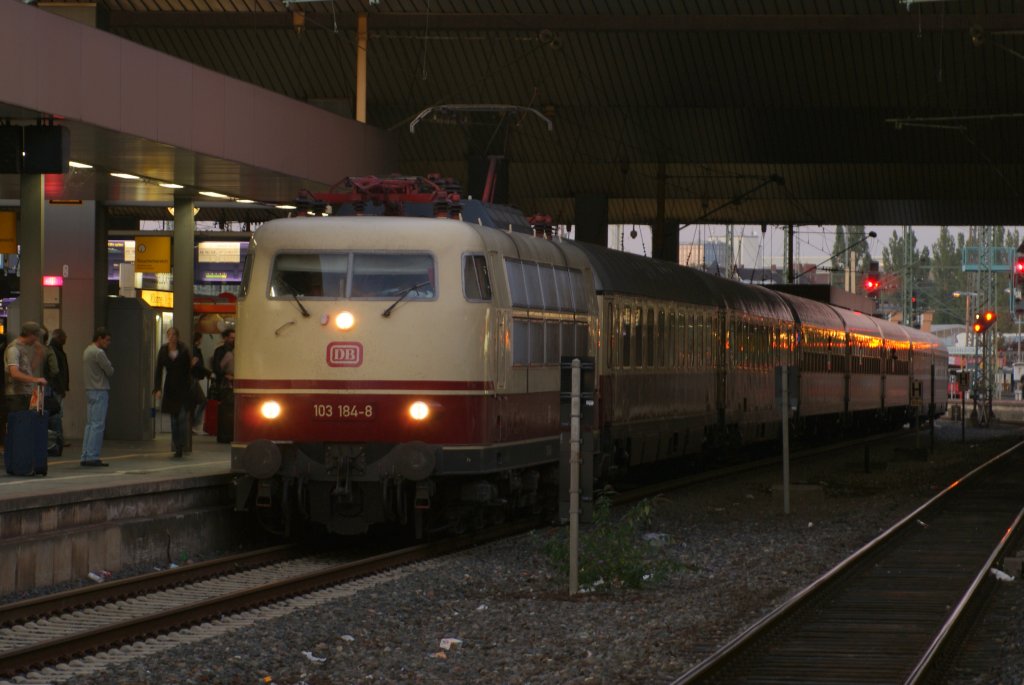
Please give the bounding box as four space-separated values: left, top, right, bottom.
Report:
33 422 1024 684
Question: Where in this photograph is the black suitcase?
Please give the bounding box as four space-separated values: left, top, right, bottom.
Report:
216 400 233 444
5 410 48 476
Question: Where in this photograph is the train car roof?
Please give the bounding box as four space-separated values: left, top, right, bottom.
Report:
567 241 793 320
831 307 884 338
773 291 846 330
904 325 948 353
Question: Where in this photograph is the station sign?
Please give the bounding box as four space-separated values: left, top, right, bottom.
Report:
135 236 171 273
0 212 16 254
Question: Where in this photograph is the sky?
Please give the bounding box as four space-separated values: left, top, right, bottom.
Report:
602 224 983 269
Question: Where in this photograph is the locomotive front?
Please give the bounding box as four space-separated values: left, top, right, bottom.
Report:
232 216 497 535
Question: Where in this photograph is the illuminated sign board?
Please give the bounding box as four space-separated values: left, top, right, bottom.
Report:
140 289 174 309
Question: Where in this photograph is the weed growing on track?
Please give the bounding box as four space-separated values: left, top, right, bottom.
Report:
542 493 680 591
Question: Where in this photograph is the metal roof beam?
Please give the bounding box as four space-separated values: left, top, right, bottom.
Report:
106 12 1024 34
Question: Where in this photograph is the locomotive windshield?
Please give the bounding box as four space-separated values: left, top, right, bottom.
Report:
269 252 436 300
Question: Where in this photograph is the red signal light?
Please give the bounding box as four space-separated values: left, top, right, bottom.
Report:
863 276 879 292
1015 258 1024 274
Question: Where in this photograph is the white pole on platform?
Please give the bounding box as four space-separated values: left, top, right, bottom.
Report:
569 358 581 596
782 363 790 515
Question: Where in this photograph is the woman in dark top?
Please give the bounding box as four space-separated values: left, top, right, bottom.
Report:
153 327 192 458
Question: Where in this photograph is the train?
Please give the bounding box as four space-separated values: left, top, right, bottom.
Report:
230 176 948 537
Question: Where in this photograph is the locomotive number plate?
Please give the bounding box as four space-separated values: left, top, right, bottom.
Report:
312 403 376 420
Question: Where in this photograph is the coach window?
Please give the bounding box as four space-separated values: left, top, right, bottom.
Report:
270 252 349 298
645 308 655 367
657 309 666 367
605 303 614 367
463 255 492 301
622 307 631 368
667 311 675 368
576 323 588 358
634 308 644 368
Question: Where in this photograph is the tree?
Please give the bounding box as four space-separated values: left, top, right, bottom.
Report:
829 226 847 288
929 226 966 325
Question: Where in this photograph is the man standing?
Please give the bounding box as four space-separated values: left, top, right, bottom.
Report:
81 327 113 467
211 327 235 400
48 328 69 447
5 322 48 412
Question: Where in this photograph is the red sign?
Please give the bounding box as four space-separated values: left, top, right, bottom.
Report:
326 342 363 367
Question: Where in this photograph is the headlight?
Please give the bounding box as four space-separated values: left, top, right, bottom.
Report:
260 400 282 420
408 401 430 421
335 311 355 331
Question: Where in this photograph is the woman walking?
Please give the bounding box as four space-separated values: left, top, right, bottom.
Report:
153 327 192 458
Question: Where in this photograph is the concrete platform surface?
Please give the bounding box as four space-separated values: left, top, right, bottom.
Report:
0 434 232 508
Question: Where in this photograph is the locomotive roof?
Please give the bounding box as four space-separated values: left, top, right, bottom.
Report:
567 240 792 320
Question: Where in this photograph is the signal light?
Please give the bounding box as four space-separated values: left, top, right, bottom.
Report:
863 260 880 297
972 310 997 334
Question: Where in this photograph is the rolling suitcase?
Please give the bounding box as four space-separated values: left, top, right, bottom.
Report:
216 400 233 444
5 410 48 476
203 399 219 436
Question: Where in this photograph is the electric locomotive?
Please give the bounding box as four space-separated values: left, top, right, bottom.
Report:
231 176 948 537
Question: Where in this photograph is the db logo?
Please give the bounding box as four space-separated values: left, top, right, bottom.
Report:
326 342 363 367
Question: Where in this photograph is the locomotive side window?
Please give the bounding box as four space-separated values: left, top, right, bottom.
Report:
539 266 557 308
523 262 544 308
569 270 587 312
507 259 529 307
545 322 560 363
239 247 255 299
351 253 435 299
512 319 529 365
576 322 588 357
563 321 577 358
271 253 349 298
555 269 574 311
529 321 544 365
463 254 492 301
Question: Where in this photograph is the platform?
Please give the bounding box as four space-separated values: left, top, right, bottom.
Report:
0 433 230 503
0 434 243 596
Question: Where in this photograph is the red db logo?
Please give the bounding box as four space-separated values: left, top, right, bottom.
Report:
326 342 363 367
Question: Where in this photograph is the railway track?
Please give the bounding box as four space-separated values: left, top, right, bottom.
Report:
673 439 1024 685
0 520 537 681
